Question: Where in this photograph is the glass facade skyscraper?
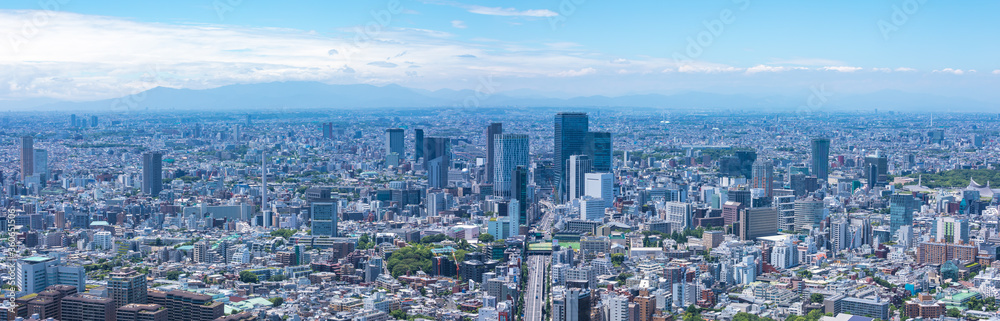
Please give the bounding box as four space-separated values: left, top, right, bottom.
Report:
493 133 528 198
555 112 588 202
811 137 830 180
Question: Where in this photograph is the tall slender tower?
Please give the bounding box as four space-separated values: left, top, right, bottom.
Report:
141 152 162 196
750 159 774 198
485 123 503 184
493 133 528 197
811 137 830 180
424 137 451 189
261 151 268 208
20 136 33 179
554 113 588 202
414 129 424 161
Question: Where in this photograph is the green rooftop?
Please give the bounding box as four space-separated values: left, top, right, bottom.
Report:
23 256 53 263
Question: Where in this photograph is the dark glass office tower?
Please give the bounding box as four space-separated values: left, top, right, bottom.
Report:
512 165 528 225
585 132 612 173
414 129 424 161
423 137 451 189
385 128 404 157
811 137 830 180
555 112 588 202
735 150 756 179
485 123 502 184
142 152 163 196
20 136 33 179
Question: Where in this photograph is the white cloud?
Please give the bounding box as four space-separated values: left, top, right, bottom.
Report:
677 64 741 73
610 58 630 65
820 66 863 72
465 5 558 17
871 68 891 72
745 65 807 74
554 67 597 77
994 70 1000 75
451 20 466 29
933 68 964 75
768 58 845 66
895 67 917 72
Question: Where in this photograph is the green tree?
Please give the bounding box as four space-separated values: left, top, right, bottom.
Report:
947 308 962 318
390 310 406 320
478 233 496 243
810 293 825 303
165 270 183 281
610 253 625 267
269 297 284 307
239 271 259 283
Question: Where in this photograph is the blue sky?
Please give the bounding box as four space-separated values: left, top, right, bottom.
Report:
1 0 998 102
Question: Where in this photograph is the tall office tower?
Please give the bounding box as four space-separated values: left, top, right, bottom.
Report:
89 115 98 127
511 166 529 225
750 159 774 198
889 193 916 235
935 216 969 244
774 195 796 231
423 137 451 188
193 123 202 138
811 137 830 180
663 201 693 233
493 134 529 197
793 197 825 232
141 152 163 196
864 152 889 187
555 112 589 202
245 114 251 126
580 198 604 222
567 155 593 201
21 136 33 179
70 114 77 128
735 150 757 178
15 256 85 296
831 219 851 251
322 122 333 139
738 207 778 241
33 149 48 182
722 201 744 227
311 202 338 237
61 293 115 321
385 128 405 157
109 269 147 308
485 123 503 184
508 199 521 237
585 131 612 172
414 128 424 161
584 173 613 208
565 288 592 321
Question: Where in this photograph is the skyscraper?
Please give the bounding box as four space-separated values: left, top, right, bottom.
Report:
21 136 33 179
864 153 889 187
750 159 773 198
811 137 830 180
793 197 825 232
511 166 529 225
414 128 424 161
734 150 757 179
555 112 589 202
109 269 147 308
141 152 163 196
585 131 612 172
889 193 916 235
485 123 503 184
311 202 338 237
322 122 333 139
33 149 48 182
935 216 969 244
567 154 593 201
739 207 778 241
493 133 528 197
385 128 404 157
424 137 451 189
584 173 613 208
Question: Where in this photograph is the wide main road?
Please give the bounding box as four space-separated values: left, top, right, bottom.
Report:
524 255 549 321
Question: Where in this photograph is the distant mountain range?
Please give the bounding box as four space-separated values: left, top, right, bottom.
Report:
7 81 999 112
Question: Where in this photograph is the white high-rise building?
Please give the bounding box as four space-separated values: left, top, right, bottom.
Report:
662 201 692 234
94 231 114 251
608 294 629 321
508 199 521 237
831 219 851 251
15 256 85 296
580 197 605 222
584 172 613 208
493 134 529 198
568 155 592 201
